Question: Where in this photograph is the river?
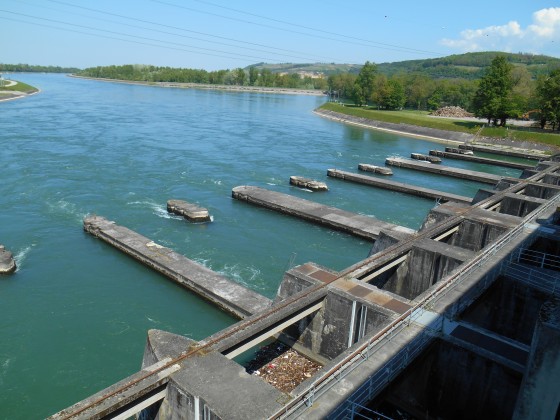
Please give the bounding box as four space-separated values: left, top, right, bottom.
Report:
0 74 523 419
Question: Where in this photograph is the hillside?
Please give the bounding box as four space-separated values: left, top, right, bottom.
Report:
248 52 560 79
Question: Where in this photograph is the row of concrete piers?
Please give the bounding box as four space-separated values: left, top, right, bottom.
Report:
50 142 560 420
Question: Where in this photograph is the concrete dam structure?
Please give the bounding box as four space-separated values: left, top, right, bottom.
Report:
50 151 560 420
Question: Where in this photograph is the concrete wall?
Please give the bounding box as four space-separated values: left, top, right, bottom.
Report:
448 219 508 252
371 240 474 300
499 194 546 218
524 184 560 199
514 296 560 419
368 230 412 256
376 339 522 419
287 289 394 360
460 276 549 345
274 264 324 303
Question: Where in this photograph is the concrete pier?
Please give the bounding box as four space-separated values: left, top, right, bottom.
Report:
429 150 534 170
289 176 328 191
358 163 393 175
411 152 441 163
327 169 472 204
0 245 16 274
232 185 415 241
385 157 503 184
167 199 211 222
51 150 560 420
83 215 271 319
459 144 548 160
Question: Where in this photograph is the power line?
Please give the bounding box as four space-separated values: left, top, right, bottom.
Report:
0 9 287 63
13 0 322 63
190 0 444 55
0 15 255 62
45 0 337 62
152 0 442 56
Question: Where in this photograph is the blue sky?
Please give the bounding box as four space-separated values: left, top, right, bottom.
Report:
1 0 559 69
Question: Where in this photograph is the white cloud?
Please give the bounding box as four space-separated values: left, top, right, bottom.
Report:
441 7 560 53
528 7 560 37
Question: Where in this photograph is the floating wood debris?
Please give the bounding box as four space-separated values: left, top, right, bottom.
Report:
167 199 211 222
358 163 393 175
289 176 328 191
411 153 441 163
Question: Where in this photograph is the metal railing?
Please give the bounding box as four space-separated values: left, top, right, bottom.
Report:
511 247 560 271
345 402 394 420
503 263 559 295
272 189 560 420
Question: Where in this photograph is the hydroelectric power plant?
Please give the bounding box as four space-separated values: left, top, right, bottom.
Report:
51 143 560 419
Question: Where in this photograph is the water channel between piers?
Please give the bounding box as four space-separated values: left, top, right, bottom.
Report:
50 136 560 420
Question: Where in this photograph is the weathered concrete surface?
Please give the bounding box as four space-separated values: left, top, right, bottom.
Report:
514 296 560 420
232 185 415 241
143 330 287 420
328 168 472 204
167 199 211 222
358 163 393 175
289 176 328 191
368 230 414 256
499 193 547 217
275 262 336 303
371 239 475 300
83 215 271 319
0 245 16 274
298 324 431 420
386 157 503 184
411 152 441 163
379 339 522 420
524 182 560 199
288 288 398 360
429 149 534 169
461 276 550 345
459 143 549 160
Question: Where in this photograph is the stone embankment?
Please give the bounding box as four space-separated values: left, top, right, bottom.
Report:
314 108 560 155
69 75 326 96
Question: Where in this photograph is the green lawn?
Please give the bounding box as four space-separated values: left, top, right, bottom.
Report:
320 103 560 147
0 80 39 94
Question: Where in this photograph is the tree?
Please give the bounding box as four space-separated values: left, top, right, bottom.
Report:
234 68 246 86
405 74 434 110
353 61 377 106
327 73 357 101
536 69 560 130
472 55 514 126
249 66 259 86
384 79 406 110
260 68 274 87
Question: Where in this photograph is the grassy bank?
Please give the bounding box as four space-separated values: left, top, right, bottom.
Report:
0 80 39 94
320 103 560 147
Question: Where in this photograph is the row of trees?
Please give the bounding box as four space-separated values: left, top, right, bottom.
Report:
332 57 560 130
77 65 328 90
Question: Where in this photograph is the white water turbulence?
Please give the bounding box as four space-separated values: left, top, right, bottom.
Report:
0 73 524 419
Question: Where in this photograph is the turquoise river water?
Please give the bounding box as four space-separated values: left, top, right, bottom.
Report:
0 74 525 419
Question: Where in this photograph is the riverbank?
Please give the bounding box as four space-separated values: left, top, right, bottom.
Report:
0 89 40 103
0 79 41 102
69 74 326 96
314 107 560 156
